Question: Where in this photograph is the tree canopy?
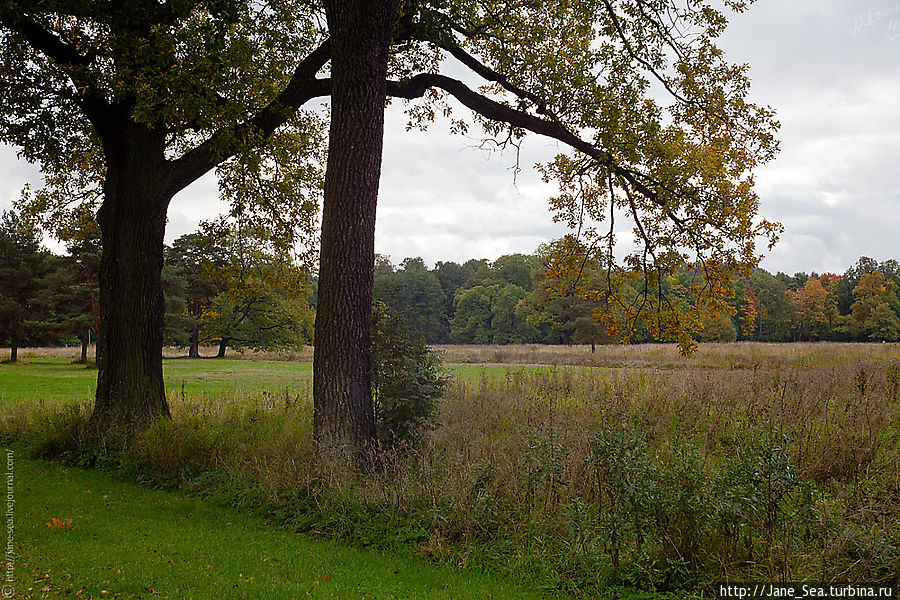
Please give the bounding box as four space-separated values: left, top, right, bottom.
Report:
1 0 779 457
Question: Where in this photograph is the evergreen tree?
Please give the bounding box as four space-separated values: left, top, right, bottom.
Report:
0 211 53 362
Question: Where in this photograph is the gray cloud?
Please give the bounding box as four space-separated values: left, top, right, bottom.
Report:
0 145 40 207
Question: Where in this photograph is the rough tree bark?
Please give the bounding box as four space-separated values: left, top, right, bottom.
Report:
313 0 398 462
92 122 173 423
189 331 200 358
188 299 201 358
80 327 90 363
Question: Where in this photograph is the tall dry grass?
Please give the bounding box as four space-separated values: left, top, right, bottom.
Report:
3 345 315 361
9 341 900 367
435 342 900 369
3 344 899 594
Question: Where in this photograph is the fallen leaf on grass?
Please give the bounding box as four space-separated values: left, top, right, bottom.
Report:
44 518 73 528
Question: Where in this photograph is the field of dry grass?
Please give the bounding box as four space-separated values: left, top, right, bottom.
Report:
3 342 899 595
435 341 900 369
13 340 900 368
4 344 317 362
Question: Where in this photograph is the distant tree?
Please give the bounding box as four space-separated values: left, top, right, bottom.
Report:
866 304 900 342
698 313 737 342
749 268 792 341
787 277 834 341
736 289 760 340
879 259 900 288
165 233 222 357
0 211 53 362
49 216 101 363
490 254 535 289
843 272 900 341
776 272 809 292
451 285 495 344
374 257 447 343
199 218 315 356
834 257 880 316
38 252 98 363
15 188 102 362
518 245 608 347
161 262 191 348
374 254 395 279
451 283 536 344
432 260 475 327
462 259 492 287
490 283 538 343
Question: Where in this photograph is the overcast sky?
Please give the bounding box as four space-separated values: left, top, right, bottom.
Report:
1 0 898 275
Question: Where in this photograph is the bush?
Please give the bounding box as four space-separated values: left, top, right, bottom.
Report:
371 301 447 448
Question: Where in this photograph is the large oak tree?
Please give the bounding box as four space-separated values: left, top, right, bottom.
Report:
1 0 778 460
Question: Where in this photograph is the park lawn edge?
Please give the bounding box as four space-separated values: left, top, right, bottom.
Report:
9 448 683 600
11 451 550 600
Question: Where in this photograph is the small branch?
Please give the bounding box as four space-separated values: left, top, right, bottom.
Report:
438 41 556 119
168 40 332 195
387 72 664 207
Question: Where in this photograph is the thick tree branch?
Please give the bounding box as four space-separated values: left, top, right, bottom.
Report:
437 42 556 119
386 73 663 206
167 40 332 196
0 12 92 67
0 12 121 140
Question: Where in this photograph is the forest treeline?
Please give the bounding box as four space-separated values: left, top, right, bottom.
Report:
3 208 900 360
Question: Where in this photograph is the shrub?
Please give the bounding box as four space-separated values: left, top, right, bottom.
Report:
371 301 447 448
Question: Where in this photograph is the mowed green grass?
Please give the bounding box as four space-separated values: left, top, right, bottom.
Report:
11 453 546 599
0 358 570 403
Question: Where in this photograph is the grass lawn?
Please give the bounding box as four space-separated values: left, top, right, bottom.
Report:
0 358 569 404
10 452 549 599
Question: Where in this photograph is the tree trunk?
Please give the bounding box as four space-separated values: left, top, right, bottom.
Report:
217 338 228 358
188 299 201 358
313 0 398 463
9 343 16 364
189 327 200 358
92 125 173 424
80 327 89 363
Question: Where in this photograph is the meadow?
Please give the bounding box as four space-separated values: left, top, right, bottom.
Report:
2 343 900 598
